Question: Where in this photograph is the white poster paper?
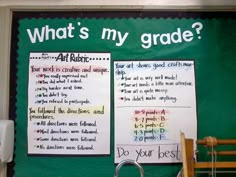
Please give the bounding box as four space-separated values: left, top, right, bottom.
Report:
114 60 197 163
27 52 110 155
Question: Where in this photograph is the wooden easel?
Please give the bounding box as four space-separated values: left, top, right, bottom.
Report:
180 132 236 177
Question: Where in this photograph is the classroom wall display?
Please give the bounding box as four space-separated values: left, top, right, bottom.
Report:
12 12 236 177
27 52 110 155
114 60 197 163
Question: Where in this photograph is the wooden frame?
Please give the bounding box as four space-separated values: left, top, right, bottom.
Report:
181 132 236 177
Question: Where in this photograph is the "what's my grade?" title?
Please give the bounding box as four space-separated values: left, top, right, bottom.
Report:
26 21 203 49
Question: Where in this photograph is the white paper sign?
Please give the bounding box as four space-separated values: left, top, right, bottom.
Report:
114 60 197 163
27 52 110 155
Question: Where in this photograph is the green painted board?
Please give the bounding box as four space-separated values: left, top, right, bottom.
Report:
13 13 236 177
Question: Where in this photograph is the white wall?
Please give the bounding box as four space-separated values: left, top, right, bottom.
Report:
0 7 11 119
0 7 11 177
1 0 236 9
0 1 235 177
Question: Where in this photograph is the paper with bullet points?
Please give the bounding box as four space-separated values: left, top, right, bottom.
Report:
114 60 197 163
27 52 111 155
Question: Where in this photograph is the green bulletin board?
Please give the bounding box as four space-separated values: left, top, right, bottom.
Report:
13 12 236 177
